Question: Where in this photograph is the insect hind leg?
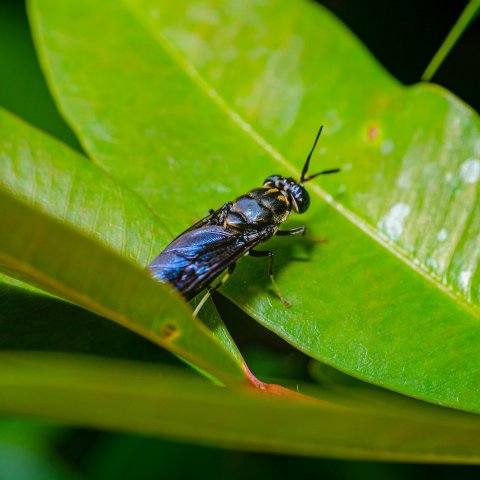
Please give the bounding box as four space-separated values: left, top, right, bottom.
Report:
192 263 236 317
209 262 236 294
276 226 306 237
249 250 291 308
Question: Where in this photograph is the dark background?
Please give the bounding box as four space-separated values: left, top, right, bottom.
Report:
0 0 479 478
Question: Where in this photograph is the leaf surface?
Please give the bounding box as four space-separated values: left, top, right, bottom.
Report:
29 0 480 412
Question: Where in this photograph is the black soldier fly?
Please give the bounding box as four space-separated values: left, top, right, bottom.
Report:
148 126 339 312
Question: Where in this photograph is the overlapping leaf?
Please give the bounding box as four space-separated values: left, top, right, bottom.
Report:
0 108 244 383
2 352 480 463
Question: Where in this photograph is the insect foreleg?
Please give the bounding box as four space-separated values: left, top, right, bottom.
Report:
276 226 307 237
249 250 291 308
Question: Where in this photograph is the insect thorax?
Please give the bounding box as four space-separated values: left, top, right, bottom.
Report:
225 187 291 231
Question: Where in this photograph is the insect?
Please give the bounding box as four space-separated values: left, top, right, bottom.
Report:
148 126 339 312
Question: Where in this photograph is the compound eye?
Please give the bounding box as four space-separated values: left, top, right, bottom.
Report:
263 175 281 187
290 184 310 213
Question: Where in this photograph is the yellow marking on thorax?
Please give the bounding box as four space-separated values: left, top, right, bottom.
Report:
277 195 289 204
265 188 279 194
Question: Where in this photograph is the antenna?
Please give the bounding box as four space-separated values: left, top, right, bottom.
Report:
300 125 340 184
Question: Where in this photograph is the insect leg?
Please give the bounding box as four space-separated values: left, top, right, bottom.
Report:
188 202 234 233
209 262 236 293
218 201 233 224
192 263 236 317
276 226 307 237
192 291 211 317
204 202 232 226
249 250 291 308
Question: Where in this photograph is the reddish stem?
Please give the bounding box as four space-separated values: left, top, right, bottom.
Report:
242 361 315 401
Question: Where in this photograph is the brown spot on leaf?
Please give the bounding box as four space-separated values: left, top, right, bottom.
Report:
367 125 379 141
160 322 179 340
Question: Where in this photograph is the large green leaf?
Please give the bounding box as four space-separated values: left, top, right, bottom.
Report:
2 351 480 463
29 0 480 412
0 108 244 384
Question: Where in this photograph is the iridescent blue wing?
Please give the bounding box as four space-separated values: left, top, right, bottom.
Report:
147 224 270 300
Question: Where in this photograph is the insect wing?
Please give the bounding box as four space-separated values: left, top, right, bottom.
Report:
148 225 269 300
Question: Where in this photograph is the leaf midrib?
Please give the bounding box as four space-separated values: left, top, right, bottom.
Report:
122 0 480 321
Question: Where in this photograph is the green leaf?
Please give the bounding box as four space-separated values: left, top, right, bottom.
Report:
29 0 480 413
0 110 243 365
2 351 480 463
0 108 171 267
0 106 243 374
0 108 244 384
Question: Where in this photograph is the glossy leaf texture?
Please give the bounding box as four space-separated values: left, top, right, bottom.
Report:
3 352 480 463
0 108 245 383
29 0 480 412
